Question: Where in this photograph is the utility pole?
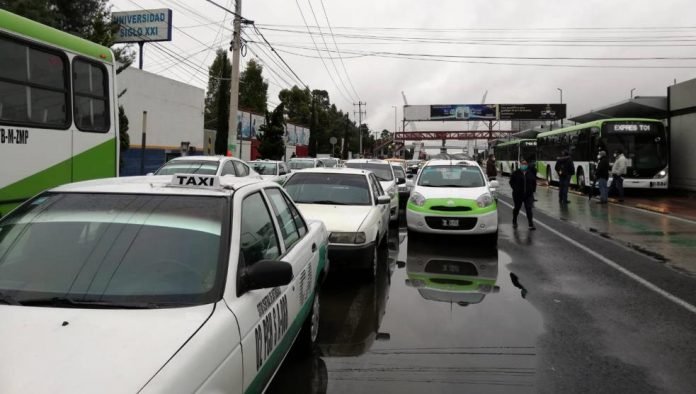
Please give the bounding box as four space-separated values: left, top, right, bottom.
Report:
354 101 366 157
227 0 243 157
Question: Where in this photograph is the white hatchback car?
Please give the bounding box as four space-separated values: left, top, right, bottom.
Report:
406 160 499 243
0 174 329 393
154 155 262 179
248 160 291 184
283 168 391 279
344 159 401 223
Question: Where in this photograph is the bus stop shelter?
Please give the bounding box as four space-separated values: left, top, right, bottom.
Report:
569 96 668 123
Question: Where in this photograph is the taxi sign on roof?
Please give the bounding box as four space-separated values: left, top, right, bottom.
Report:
169 174 221 189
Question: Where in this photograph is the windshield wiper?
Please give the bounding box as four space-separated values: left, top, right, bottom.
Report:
0 292 22 306
22 297 161 309
311 200 348 205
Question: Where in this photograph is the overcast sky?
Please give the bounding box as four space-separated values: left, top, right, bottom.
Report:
111 0 696 134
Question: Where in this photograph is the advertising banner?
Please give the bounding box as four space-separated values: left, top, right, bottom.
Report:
499 104 566 120
250 114 265 138
113 9 173 43
430 104 497 121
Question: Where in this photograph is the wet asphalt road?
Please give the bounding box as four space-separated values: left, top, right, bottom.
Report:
268 202 696 393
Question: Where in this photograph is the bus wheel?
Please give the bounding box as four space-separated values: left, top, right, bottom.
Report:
576 169 586 194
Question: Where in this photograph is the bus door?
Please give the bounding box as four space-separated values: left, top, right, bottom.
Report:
70 58 116 182
0 34 72 214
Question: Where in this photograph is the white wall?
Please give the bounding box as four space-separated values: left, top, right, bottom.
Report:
669 79 696 191
118 68 204 150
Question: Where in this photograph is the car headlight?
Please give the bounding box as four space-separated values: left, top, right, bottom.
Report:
476 193 494 208
653 167 668 179
329 232 366 244
409 192 426 206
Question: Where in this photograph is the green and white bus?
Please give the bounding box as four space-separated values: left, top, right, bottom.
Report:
0 10 118 216
536 118 668 190
493 139 536 175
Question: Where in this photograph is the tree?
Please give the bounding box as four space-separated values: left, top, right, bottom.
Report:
239 59 268 114
213 57 232 155
204 49 231 131
258 104 286 160
118 105 130 170
380 129 391 140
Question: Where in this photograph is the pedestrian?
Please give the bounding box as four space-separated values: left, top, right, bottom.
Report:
509 160 536 230
610 149 627 202
595 150 610 204
554 150 575 205
486 154 497 180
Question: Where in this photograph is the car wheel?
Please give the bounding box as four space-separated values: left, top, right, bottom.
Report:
365 243 378 282
298 285 320 356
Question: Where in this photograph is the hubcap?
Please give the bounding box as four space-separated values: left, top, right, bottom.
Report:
310 292 320 343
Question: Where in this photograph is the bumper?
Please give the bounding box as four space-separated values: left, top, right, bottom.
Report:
327 242 376 269
406 208 498 234
610 177 668 189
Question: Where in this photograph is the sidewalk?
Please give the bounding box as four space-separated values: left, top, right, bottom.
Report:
497 178 696 277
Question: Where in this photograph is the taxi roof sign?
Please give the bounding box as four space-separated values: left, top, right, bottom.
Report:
170 174 221 189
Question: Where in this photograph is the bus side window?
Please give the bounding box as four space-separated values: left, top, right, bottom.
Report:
73 58 110 133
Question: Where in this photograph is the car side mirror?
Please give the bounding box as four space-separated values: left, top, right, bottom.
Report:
406 174 414 179
489 180 499 189
243 260 293 292
377 195 391 205
397 177 406 185
376 332 391 341
279 170 286 175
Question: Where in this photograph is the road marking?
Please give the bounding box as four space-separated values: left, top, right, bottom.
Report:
498 199 696 315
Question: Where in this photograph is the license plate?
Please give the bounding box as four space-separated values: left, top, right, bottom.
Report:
442 219 459 227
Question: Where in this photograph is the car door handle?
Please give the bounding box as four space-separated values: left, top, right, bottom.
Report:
311 243 317 252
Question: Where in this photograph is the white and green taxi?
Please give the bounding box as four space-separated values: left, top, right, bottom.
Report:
406 160 499 242
0 174 328 393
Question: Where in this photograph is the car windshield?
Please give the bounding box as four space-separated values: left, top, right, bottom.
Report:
417 165 485 188
0 193 226 307
392 166 406 179
345 162 394 181
285 173 371 205
155 160 219 175
250 162 277 175
288 160 316 169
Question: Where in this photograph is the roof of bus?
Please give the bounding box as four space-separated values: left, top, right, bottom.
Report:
0 9 114 63
536 118 662 138
494 139 536 147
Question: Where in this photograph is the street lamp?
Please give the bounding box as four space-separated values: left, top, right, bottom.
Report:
630 88 636 99
391 106 397 157
557 88 563 127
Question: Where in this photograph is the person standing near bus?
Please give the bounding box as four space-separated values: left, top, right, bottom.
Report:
554 150 575 205
611 149 627 202
509 160 536 230
595 150 610 204
486 154 497 180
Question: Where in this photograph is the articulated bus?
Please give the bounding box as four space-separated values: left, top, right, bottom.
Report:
536 118 668 190
493 139 536 175
0 10 118 216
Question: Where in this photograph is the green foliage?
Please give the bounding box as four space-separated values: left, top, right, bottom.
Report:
214 56 232 155
381 129 391 140
258 104 286 160
239 59 268 114
205 49 231 131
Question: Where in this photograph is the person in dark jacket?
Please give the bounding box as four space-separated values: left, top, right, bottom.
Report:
554 150 575 205
509 160 536 230
595 150 610 204
486 154 497 180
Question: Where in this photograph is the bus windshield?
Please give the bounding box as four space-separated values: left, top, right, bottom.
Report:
603 122 668 176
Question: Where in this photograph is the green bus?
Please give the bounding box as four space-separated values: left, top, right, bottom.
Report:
536 118 668 190
493 139 536 175
0 9 118 216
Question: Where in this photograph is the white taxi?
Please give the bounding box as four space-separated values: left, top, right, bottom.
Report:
406 160 499 243
248 159 291 184
283 168 390 279
154 155 262 180
344 159 400 224
0 174 329 393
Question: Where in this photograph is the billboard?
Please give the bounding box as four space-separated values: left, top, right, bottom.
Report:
430 104 497 121
499 104 566 120
250 114 265 138
113 9 173 43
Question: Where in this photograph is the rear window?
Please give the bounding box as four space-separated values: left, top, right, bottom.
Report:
0 193 227 307
156 160 219 175
250 162 277 175
345 162 394 181
285 173 371 206
288 160 316 170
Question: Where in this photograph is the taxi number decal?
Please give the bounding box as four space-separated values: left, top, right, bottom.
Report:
254 294 288 371
0 128 29 145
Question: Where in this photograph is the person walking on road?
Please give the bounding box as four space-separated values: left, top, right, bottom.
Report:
509 160 536 230
610 149 627 202
486 154 497 180
554 150 575 205
595 150 610 204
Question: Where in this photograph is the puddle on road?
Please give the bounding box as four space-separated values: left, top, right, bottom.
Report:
268 233 545 394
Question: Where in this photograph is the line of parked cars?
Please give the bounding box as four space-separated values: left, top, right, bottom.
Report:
0 153 499 393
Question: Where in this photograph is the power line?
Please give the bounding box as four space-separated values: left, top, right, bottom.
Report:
318 0 360 100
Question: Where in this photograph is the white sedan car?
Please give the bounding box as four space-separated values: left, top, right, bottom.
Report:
0 174 329 393
248 159 291 184
344 159 401 223
406 160 499 244
155 155 262 179
284 168 391 279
